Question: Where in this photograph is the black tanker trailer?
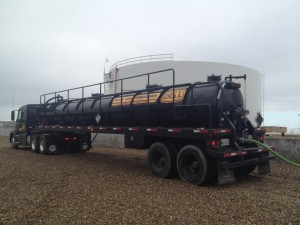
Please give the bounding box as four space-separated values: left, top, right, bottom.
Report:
9 69 273 185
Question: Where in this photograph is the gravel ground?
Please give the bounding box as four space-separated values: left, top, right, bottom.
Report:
0 136 299 225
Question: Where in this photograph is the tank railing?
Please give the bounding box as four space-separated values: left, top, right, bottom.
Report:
40 83 107 114
40 68 175 103
118 68 175 108
40 68 176 116
110 54 174 71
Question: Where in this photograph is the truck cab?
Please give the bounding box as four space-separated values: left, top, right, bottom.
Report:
10 104 40 148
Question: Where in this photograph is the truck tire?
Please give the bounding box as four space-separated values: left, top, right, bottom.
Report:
31 135 39 153
75 134 91 153
147 142 177 178
10 136 19 149
177 145 209 185
39 135 48 155
80 134 91 152
39 135 59 155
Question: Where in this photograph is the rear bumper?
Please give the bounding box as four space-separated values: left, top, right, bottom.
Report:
217 155 274 185
208 142 275 170
218 155 275 170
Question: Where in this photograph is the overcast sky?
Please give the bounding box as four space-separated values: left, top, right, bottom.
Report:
0 0 299 129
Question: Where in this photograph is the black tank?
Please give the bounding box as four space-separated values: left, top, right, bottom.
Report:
40 80 245 129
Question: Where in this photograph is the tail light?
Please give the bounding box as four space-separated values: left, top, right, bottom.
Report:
257 136 264 142
210 140 220 148
211 140 217 147
210 139 230 148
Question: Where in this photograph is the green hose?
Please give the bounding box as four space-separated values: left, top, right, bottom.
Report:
247 139 300 168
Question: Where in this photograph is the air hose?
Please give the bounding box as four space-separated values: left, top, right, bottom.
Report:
247 138 300 168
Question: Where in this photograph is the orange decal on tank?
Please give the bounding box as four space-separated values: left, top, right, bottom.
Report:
111 96 134 106
132 92 161 104
160 87 187 103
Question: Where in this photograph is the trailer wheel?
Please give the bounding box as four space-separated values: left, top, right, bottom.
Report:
177 145 209 185
10 136 19 149
147 142 177 178
31 135 39 153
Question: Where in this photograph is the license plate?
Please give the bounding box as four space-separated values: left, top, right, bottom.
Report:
221 139 230 146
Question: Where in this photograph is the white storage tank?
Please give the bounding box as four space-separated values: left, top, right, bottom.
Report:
104 54 263 127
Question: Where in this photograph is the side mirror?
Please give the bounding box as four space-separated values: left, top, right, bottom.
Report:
11 111 15 121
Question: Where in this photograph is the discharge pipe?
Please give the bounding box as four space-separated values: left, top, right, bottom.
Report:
247 139 300 168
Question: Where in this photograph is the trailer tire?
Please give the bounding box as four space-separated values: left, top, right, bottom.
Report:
177 145 209 185
147 142 177 178
31 135 39 153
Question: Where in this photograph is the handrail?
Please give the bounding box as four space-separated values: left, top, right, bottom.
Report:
40 69 176 112
110 54 174 71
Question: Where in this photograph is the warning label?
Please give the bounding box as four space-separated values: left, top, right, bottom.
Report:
160 87 187 103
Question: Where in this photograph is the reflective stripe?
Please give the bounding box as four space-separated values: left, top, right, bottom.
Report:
193 129 209 133
147 128 158 132
224 151 243 158
213 129 232 134
168 129 181 133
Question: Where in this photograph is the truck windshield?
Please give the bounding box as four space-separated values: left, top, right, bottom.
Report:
16 110 24 122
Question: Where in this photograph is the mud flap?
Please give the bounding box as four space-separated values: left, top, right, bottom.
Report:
258 161 270 174
218 169 235 185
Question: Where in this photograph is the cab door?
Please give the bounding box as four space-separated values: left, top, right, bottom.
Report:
14 106 28 145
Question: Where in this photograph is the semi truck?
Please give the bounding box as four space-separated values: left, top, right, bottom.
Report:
9 69 274 185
